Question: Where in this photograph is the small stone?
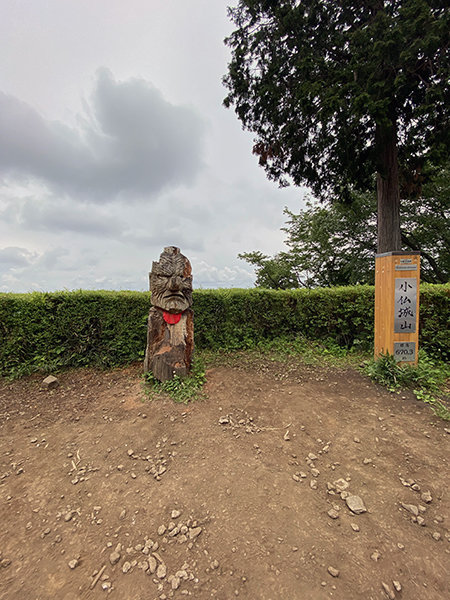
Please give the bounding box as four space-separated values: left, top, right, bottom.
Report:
119 509 127 520
292 474 300 482
308 453 318 460
327 566 339 578
421 490 432 503
189 527 202 540
122 561 132 573
432 532 441 541
381 582 395 599
363 458 372 465
333 478 349 492
211 559 219 569
351 523 360 532
42 375 59 390
310 480 318 490
327 509 339 520
219 417 229 425
171 509 181 519
157 525 166 536
346 495 367 514
371 550 381 562
401 503 419 516
127 449 134 456
64 511 73 522
156 563 167 579
311 468 320 477
353 437 360 443
284 430 290 441
148 556 157 573
393 581 402 592
109 551 121 565
171 576 181 590
417 516 425 526
68 559 78 569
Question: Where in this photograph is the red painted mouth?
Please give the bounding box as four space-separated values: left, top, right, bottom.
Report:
163 311 182 325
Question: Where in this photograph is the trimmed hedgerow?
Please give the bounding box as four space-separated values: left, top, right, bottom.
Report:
0 284 448 377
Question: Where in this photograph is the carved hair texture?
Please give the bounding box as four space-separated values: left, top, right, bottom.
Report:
150 246 193 313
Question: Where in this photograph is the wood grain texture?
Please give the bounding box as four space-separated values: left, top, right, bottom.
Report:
374 253 420 364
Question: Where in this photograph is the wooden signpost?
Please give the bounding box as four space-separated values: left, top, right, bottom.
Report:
374 252 420 365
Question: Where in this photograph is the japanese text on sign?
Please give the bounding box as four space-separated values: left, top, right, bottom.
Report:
394 278 417 333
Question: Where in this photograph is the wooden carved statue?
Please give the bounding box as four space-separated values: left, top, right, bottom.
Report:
143 246 194 381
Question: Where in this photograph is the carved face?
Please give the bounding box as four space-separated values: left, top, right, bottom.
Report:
150 247 193 313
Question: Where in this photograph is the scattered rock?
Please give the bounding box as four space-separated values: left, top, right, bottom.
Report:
381 582 395 599
401 503 419 516
310 480 318 490
68 559 79 570
189 527 202 540
327 509 339 520
351 523 360 532
363 458 373 465
156 563 167 579
370 550 381 562
218 417 229 425
327 566 339 578
333 478 349 492
171 575 181 590
109 551 121 565
432 532 441 541
122 561 132 573
345 495 367 514
42 375 59 390
393 581 402 592
157 525 166 536
283 430 291 441
171 509 181 519
0 559 12 568
421 490 433 504
148 556 157 574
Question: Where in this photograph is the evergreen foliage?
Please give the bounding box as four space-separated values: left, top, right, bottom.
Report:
223 0 449 252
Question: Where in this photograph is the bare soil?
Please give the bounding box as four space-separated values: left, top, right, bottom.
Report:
0 355 448 600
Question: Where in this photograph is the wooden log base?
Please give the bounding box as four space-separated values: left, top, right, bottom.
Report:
144 308 194 381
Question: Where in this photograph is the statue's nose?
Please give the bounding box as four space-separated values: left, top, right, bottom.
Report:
169 275 181 290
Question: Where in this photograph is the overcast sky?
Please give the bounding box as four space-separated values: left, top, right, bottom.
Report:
0 0 307 293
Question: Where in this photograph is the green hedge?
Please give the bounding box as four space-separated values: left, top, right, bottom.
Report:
0 284 448 377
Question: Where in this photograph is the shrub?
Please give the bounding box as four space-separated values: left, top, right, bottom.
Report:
0 284 448 378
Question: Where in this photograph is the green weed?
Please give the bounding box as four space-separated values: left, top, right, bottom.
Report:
143 357 207 404
363 351 450 420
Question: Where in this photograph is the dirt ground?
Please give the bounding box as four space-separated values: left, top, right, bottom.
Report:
0 355 448 600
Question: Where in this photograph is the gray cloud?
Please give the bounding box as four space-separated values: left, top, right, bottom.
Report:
14 198 123 236
0 246 36 268
0 69 206 202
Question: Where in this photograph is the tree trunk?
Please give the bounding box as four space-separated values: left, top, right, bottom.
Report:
376 121 402 253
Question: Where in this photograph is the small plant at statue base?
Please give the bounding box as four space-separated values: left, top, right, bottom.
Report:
363 351 449 420
143 357 206 404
